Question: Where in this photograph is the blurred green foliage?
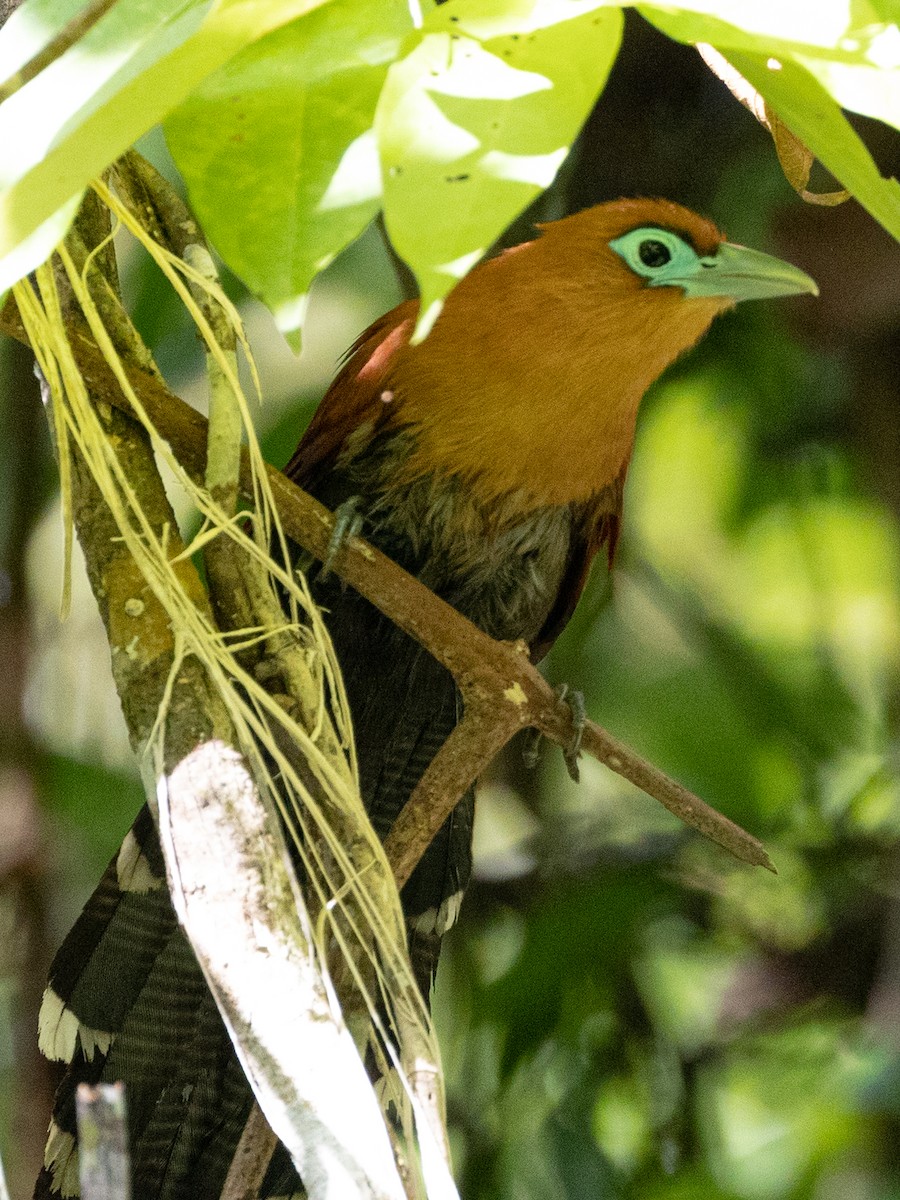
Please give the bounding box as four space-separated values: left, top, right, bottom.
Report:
431 166 900 1195
3 14 900 1200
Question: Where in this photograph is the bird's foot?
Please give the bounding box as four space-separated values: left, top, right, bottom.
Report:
560 683 586 783
521 683 586 782
319 496 365 581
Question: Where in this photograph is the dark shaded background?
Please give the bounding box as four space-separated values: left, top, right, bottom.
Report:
3 12 900 1198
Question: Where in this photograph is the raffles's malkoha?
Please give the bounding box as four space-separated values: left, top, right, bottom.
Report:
37 197 816 1200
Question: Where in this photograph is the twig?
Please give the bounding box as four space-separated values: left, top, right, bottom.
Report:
219 1102 279 1200
0 0 120 104
384 702 524 888
0 306 774 875
75 1083 130 1200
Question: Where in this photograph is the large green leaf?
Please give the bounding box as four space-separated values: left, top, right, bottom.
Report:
0 192 81 304
640 0 897 55
640 5 900 244
728 50 900 242
0 0 334 292
791 52 900 132
641 3 900 129
165 0 410 350
0 0 211 290
375 0 624 337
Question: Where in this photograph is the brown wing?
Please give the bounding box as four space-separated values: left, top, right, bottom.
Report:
530 471 626 662
284 301 417 493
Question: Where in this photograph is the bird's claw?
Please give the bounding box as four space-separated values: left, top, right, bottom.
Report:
521 683 586 782
320 496 365 581
560 684 586 783
521 726 542 771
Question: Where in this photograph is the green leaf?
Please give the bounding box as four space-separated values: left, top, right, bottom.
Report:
868 0 900 20
165 0 410 350
0 191 80 296
0 0 332 289
375 0 624 337
642 3 900 130
727 50 900 243
0 0 211 279
791 53 900 132
639 5 900 244
640 0 898 57
0 0 211 193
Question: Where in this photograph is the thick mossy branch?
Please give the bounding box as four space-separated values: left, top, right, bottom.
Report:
20 184 453 1200
1 297 773 876
219 1103 279 1200
101 174 444 1160
18 215 429 1198
27 289 222 764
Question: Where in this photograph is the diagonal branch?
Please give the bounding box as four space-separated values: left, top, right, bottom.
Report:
0 299 774 876
0 0 121 104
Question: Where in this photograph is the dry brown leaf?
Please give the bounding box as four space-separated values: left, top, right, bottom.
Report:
697 43 850 207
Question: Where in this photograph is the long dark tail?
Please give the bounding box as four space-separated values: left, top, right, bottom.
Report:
314 575 474 992
34 806 269 1200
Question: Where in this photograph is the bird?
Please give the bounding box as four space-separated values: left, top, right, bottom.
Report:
34 197 817 1200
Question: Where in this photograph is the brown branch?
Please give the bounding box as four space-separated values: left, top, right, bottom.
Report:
0 299 774 876
384 703 523 888
219 1102 279 1200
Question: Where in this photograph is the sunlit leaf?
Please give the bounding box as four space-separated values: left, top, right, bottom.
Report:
641 5 900 239
0 191 80 297
0 0 332 287
727 52 900 246
166 0 409 350
791 51 900 132
642 4 900 130
640 1 899 59
696 46 851 204
0 0 88 80
376 0 623 338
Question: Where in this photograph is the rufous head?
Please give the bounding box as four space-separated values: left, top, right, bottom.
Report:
391 198 817 508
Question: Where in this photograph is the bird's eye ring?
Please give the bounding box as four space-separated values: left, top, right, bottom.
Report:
638 239 672 268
